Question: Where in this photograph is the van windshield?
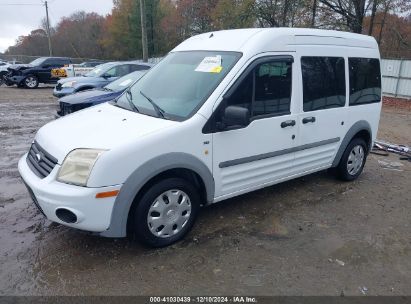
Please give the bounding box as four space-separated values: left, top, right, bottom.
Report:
115 51 241 120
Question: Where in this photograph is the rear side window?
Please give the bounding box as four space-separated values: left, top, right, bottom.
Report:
301 57 346 112
349 58 381 105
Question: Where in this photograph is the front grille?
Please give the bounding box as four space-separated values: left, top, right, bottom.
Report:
59 102 90 116
26 141 58 178
59 102 72 116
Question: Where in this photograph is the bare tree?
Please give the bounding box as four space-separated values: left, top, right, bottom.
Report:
319 0 372 33
368 0 379 35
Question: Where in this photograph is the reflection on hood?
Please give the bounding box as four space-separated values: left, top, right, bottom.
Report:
7 64 32 71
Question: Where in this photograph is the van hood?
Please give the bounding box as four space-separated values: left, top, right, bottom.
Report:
35 103 178 163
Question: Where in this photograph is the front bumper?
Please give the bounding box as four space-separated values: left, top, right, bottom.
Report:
18 153 122 233
6 75 24 85
53 87 76 98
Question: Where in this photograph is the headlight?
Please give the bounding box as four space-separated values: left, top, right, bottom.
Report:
61 81 77 88
57 149 105 186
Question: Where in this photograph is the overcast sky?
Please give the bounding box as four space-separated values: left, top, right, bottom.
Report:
0 0 114 52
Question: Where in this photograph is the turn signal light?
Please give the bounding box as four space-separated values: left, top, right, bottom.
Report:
95 190 119 199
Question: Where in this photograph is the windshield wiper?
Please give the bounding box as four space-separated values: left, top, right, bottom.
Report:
125 89 140 113
139 90 166 119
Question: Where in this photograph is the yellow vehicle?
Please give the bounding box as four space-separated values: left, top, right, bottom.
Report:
51 61 105 78
51 68 67 78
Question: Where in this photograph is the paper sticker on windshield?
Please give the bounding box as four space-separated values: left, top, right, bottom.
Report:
195 55 223 73
118 79 133 87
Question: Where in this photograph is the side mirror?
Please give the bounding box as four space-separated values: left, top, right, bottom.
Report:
219 106 250 130
102 73 112 79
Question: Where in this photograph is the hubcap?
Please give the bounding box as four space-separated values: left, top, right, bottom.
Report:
147 189 192 238
347 145 365 175
25 77 37 88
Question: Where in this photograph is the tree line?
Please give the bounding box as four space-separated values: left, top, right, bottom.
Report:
3 0 411 60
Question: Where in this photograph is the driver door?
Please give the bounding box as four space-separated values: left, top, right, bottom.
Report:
211 55 299 199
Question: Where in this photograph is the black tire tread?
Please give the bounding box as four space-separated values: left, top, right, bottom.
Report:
336 137 367 181
132 177 199 248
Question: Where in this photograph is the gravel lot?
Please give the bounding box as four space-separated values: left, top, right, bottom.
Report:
0 86 410 296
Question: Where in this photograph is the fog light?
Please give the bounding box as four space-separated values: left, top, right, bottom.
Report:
56 208 77 223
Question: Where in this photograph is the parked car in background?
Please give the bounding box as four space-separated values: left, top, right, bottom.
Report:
5 57 72 88
79 61 105 67
0 61 27 86
57 70 148 117
51 61 106 79
0 61 11 84
53 62 152 98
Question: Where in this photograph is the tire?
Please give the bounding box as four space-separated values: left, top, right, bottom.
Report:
132 177 200 247
336 137 368 181
24 75 39 89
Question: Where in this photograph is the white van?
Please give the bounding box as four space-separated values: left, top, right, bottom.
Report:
18 28 382 247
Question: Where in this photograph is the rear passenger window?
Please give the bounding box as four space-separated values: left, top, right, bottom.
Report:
224 59 292 118
349 58 381 105
301 57 346 112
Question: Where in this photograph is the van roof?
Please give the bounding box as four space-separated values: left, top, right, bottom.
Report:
172 28 378 54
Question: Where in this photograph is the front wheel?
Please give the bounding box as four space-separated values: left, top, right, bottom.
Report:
336 138 368 181
24 75 39 89
132 178 200 247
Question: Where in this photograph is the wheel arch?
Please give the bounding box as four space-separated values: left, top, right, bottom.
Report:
100 153 214 238
332 120 372 168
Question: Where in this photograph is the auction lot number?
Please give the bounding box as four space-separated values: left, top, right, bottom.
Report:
150 297 257 303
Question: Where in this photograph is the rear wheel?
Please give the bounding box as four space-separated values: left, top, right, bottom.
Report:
132 178 200 247
336 138 367 181
24 75 39 89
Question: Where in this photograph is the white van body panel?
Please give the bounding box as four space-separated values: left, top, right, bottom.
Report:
18 28 382 237
36 103 179 164
87 112 212 187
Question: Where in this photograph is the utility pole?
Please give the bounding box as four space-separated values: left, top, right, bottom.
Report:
44 1 53 56
139 0 148 62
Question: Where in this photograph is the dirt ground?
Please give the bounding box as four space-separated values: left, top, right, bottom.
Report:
0 86 410 296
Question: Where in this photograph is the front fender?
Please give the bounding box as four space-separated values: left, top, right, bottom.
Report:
100 152 214 237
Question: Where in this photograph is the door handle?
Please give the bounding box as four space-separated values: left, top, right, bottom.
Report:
281 120 296 128
302 116 316 124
